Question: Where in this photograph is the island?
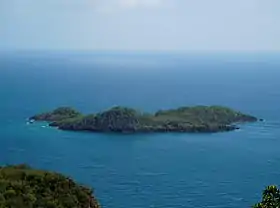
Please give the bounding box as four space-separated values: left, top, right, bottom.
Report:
0 164 100 208
30 105 258 133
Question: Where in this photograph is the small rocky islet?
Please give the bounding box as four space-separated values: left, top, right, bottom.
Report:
29 105 258 133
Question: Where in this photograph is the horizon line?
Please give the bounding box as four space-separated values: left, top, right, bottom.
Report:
1 49 280 54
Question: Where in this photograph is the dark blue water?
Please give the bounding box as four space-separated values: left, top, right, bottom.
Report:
1 52 280 208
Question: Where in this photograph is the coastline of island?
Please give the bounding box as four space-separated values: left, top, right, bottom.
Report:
29 105 259 134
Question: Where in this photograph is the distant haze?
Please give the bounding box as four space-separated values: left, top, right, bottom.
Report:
1 0 279 51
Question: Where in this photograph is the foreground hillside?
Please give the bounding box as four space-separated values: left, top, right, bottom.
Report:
0 163 276 208
254 185 280 208
30 105 258 133
0 164 100 208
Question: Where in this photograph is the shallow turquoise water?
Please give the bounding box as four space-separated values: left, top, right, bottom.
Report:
1 52 280 207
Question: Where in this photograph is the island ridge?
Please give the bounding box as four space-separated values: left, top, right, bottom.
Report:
30 105 258 133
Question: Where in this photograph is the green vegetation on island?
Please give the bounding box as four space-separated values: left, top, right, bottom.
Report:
30 105 257 133
253 185 280 208
0 164 100 208
30 107 82 122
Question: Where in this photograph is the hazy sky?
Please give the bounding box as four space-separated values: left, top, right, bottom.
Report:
1 0 279 51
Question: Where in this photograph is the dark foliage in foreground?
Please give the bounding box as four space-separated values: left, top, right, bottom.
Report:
253 185 280 208
0 164 100 208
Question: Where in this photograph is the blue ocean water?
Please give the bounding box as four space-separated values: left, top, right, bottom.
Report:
1 51 280 208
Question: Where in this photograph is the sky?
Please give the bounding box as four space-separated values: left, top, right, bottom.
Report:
0 0 279 51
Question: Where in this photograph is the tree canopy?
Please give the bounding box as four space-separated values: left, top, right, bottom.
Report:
0 164 100 208
253 185 280 208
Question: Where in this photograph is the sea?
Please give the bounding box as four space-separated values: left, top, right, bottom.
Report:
0 51 280 208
